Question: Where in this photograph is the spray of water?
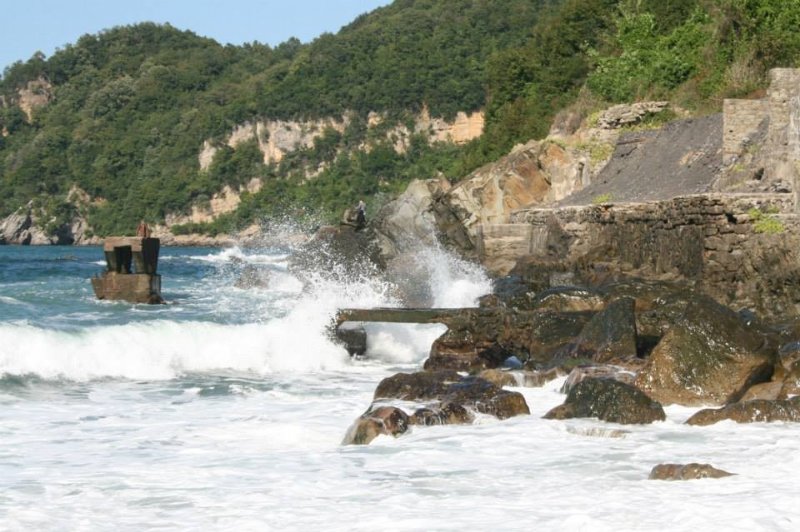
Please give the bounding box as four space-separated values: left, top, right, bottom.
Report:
0 223 492 380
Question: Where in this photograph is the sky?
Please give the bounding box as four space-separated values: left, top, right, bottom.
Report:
0 0 393 71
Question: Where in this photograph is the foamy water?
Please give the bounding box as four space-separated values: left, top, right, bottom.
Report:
0 245 799 531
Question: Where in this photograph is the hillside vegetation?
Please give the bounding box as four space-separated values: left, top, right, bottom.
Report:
1 0 799 237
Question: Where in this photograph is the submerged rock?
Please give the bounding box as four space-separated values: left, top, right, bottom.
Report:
544 377 666 424
341 406 410 445
635 296 775 406
686 396 800 426
648 463 734 481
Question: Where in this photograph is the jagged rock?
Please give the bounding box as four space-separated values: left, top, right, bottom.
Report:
564 297 638 363
342 406 410 445
596 102 669 129
544 377 666 424
374 371 530 420
635 296 775 406
372 178 450 262
648 463 734 481
686 397 800 426
559 365 637 395
0 209 33 244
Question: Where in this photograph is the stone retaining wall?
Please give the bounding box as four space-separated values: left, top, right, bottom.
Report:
487 194 800 317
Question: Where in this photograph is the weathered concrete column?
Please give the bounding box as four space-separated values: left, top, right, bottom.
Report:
767 68 800 211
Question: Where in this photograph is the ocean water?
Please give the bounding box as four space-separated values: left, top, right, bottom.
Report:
0 244 799 531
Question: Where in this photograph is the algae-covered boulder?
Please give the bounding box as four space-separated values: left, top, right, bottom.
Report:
635 296 775 406
686 396 800 426
544 377 666 424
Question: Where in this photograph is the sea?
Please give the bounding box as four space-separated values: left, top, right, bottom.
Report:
0 243 798 531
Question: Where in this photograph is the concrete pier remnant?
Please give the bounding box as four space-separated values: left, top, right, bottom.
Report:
91 237 164 304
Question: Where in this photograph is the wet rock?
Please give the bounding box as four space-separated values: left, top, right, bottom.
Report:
410 403 473 425
526 311 595 366
529 286 606 313
648 463 734 481
289 224 384 280
686 396 800 426
635 296 775 406
342 406 410 445
374 370 462 401
544 377 666 424
559 365 637 395
565 297 637 363
477 369 517 388
334 324 367 357
444 376 530 419
374 371 530 420
489 275 534 309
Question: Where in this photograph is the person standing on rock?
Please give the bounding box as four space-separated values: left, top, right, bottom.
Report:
355 200 366 229
136 220 151 238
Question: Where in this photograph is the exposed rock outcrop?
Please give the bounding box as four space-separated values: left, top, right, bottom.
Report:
544 378 666 425
635 296 775 407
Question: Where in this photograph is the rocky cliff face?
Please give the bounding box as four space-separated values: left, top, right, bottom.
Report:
199 109 485 171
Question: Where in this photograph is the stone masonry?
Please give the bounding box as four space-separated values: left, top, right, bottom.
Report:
502 194 800 318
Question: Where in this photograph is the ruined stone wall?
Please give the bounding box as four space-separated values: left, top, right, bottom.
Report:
767 68 800 210
499 194 800 317
722 99 769 165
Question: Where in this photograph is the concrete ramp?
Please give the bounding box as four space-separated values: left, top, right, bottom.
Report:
559 114 723 206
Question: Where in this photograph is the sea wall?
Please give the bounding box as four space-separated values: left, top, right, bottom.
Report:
490 194 800 317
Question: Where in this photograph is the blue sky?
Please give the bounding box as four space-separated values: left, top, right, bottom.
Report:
1 0 392 71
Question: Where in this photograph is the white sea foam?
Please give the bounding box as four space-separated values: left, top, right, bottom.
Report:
2 244 800 530
0 320 348 380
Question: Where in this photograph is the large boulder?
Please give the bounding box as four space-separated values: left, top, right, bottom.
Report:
372 178 450 262
648 463 734 481
565 297 638 363
686 397 800 426
342 406 410 445
544 377 666 424
634 296 775 406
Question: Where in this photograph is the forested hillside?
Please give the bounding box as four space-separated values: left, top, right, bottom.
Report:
1 0 799 238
